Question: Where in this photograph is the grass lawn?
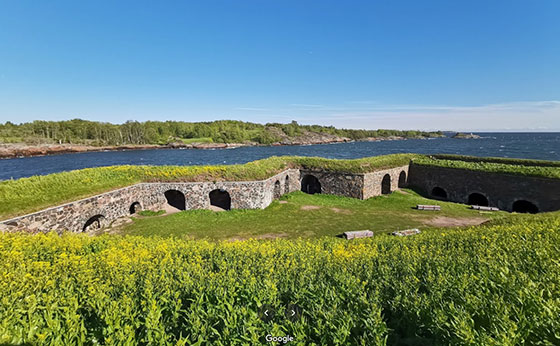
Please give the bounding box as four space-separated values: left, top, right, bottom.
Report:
119 189 513 239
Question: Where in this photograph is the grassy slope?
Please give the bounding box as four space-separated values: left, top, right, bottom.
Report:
431 154 560 167
1 153 559 219
120 190 510 239
0 154 416 219
415 156 560 179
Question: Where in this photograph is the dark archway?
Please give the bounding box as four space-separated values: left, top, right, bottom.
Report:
83 215 105 232
398 171 407 188
284 175 290 194
512 200 539 214
129 202 142 214
381 174 392 194
210 189 231 210
164 190 186 210
273 180 282 199
431 187 448 200
468 193 489 207
301 175 321 194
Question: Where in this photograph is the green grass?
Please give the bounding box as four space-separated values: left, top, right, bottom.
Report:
180 137 214 144
0 136 24 143
414 156 560 179
430 154 560 167
136 210 166 217
121 190 510 239
291 153 418 173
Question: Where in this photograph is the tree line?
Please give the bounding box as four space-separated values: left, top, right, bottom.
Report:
0 119 443 146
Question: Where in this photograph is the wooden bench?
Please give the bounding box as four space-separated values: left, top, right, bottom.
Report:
471 205 499 211
392 228 421 237
343 230 374 240
416 204 441 211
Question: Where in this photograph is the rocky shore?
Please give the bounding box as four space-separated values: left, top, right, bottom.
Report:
0 132 419 159
452 132 481 139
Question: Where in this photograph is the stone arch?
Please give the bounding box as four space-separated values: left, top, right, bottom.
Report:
381 174 391 194
468 193 489 207
129 201 142 214
398 171 407 188
431 187 448 200
164 190 186 210
210 189 231 210
273 180 282 199
284 175 290 194
83 214 106 232
301 174 321 194
512 200 539 214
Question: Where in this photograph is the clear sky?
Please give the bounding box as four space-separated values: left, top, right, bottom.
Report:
1 0 559 131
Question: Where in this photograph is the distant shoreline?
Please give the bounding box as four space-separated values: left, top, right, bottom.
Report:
0 136 425 159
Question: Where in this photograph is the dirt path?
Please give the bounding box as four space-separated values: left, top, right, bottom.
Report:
300 205 321 211
423 216 489 227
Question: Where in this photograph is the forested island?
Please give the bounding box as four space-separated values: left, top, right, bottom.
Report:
0 119 443 158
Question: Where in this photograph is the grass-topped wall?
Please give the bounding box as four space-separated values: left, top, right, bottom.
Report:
1 153 559 219
429 154 560 167
414 156 560 179
0 154 416 219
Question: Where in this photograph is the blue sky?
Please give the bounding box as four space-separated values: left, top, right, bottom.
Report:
0 0 559 131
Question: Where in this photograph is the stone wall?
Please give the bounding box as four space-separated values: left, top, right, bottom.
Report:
362 166 409 199
0 169 301 233
0 184 148 234
3 162 560 233
298 169 364 198
299 166 409 200
408 163 560 212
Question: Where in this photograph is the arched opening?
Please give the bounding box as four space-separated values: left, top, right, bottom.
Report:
129 202 142 214
468 193 489 207
284 175 290 194
398 171 407 188
301 175 321 194
210 189 231 210
83 215 105 232
381 174 391 194
273 180 282 199
512 200 539 214
431 187 448 200
164 190 186 210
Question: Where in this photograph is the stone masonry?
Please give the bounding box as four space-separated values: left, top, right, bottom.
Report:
2 163 559 233
408 163 560 212
0 169 300 233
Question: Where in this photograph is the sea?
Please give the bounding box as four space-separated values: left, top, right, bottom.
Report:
0 132 558 181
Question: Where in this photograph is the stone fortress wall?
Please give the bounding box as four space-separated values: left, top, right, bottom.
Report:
407 163 560 213
1 163 559 233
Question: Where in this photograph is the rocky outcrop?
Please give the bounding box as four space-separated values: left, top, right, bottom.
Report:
268 129 352 146
452 132 481 139
0 143 162 159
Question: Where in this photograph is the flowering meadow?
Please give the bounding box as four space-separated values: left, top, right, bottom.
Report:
1 216 559 345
